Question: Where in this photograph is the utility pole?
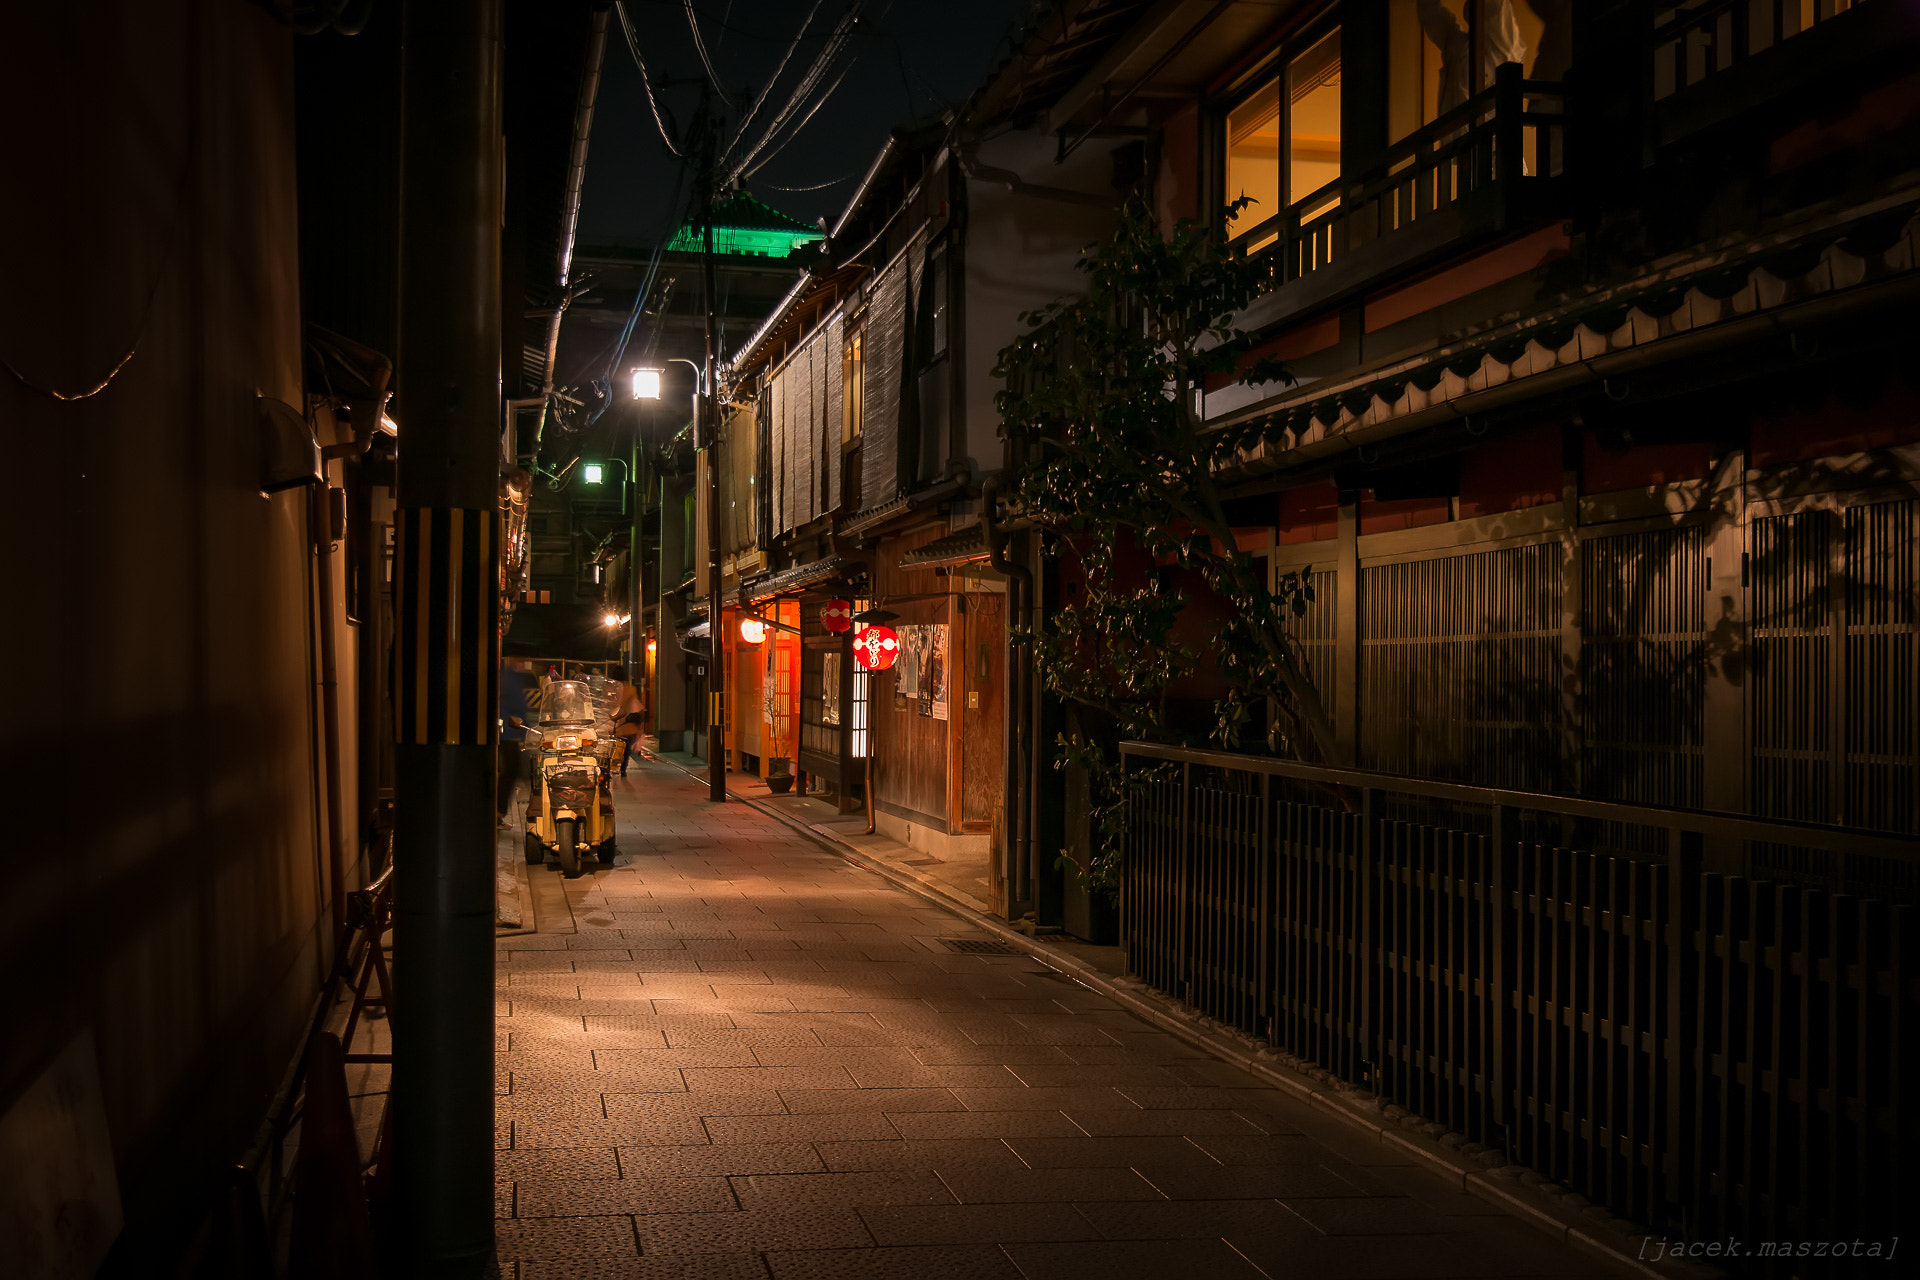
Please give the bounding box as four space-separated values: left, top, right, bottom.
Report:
699 96 725 803
393 0 502 1273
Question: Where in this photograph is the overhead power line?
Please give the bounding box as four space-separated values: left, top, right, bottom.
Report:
720 0 826 175
614 0 684 157
724 1 864 188
741 53 858 181
683 0 732 104
759 168 862 192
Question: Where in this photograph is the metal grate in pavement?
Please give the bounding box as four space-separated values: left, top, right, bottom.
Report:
938 937 1019 955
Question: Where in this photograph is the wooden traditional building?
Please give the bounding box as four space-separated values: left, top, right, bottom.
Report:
998 0 1920 1258
720 26 1140 916
1021 0 1920 835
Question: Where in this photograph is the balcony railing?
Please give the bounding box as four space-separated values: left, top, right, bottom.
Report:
1118 740 1916 1260
1230 64 1565 317
1652 0 1859 101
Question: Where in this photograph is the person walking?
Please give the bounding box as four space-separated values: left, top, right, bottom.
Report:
615 677 645 777
498 657 537 824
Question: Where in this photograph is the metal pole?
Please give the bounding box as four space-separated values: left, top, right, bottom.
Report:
393 0 502 1273
630 429 643 685
700 107 725 803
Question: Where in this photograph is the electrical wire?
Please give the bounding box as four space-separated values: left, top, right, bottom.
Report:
724 2 863 187
683 0 732 104
718 0 826 176
583 159 691 430
758 168 863 192
614 0 684 157
728 2 862 178
741 53 860 181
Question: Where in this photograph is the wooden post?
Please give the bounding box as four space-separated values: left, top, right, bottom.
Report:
1335 493 1360 760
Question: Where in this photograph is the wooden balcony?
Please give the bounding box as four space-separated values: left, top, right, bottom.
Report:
1233 64 1567 334
1648 0 1919 147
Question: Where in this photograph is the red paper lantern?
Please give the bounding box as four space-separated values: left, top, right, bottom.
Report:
820 598 853 634
852 625 899 671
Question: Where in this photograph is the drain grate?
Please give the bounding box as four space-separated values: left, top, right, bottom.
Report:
939 936 1020 956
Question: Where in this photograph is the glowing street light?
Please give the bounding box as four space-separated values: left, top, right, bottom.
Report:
739 617 768 644
582 462 604 484
631 367 662 400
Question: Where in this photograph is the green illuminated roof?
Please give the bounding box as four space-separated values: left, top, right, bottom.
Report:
666 192 824 259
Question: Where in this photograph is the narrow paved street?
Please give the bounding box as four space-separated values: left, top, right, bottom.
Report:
495 760 1620 1280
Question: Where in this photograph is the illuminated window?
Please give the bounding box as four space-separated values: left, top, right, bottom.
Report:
842 328 864 444
1225 27 1343 246
1389 0 1546 142
1288 30 1343 216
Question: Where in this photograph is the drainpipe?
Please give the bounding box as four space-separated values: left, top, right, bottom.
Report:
393 0 503 1272
981 475 1032 919
309 479 349 964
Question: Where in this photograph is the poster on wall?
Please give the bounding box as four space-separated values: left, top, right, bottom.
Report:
928 624 948 721
822 651 841 725
896 625 921 697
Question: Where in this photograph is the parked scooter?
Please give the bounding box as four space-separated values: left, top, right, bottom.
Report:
523 679 616 877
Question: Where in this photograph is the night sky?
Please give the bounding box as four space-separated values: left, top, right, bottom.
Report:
576 0 1029 249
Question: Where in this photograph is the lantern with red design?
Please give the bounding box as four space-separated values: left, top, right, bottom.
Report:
851 625 900 671
820 598 853 634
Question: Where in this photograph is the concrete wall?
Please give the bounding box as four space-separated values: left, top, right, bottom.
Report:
0 2 329 1267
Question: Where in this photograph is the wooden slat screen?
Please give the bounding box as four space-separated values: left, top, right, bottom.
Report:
1580 526 1707 809
825 314 844 514
1359 543 1561 792
793 340 814 530
860 234 921 512
768 369 787 536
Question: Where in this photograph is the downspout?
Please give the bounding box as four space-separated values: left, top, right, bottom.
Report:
981 475 1032 919
311 467 349 960
531 2 609 463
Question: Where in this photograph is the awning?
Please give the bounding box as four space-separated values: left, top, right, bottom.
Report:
898 525 989 570
1208 194 1920 486
743 556 856 601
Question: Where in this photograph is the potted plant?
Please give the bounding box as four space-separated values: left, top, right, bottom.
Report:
766 758 795 794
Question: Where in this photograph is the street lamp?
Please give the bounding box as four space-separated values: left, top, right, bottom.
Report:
630 367 661 400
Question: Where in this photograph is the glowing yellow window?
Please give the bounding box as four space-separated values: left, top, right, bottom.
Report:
1288 29 1343 220
1227 28 1343 245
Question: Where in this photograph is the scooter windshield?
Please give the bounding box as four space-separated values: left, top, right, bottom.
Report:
537 680 596 726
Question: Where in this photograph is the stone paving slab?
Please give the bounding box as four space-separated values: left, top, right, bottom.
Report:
494 760 1626 1278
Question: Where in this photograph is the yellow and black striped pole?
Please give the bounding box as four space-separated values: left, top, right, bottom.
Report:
392 0 504 1271
394 506 500 749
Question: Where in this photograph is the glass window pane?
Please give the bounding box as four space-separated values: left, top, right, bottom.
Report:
1288 29 1342 207
1391 0 1547 139
1225 78 1281 240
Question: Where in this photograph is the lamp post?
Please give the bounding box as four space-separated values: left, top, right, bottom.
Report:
631 358 702 755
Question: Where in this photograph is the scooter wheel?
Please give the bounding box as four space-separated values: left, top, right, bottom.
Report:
556 818 581 878
597 839 618 863
524 832 544 865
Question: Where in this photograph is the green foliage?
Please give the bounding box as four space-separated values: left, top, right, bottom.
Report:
994 198 1344 893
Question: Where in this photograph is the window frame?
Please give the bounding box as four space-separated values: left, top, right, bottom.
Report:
1216 9 1346 248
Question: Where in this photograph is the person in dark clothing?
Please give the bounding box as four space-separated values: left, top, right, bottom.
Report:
614 678 645 777
498 657 537 823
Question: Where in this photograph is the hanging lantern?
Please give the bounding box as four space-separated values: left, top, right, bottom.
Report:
852 625 900 671
739 617 768 644
820 598 853 634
